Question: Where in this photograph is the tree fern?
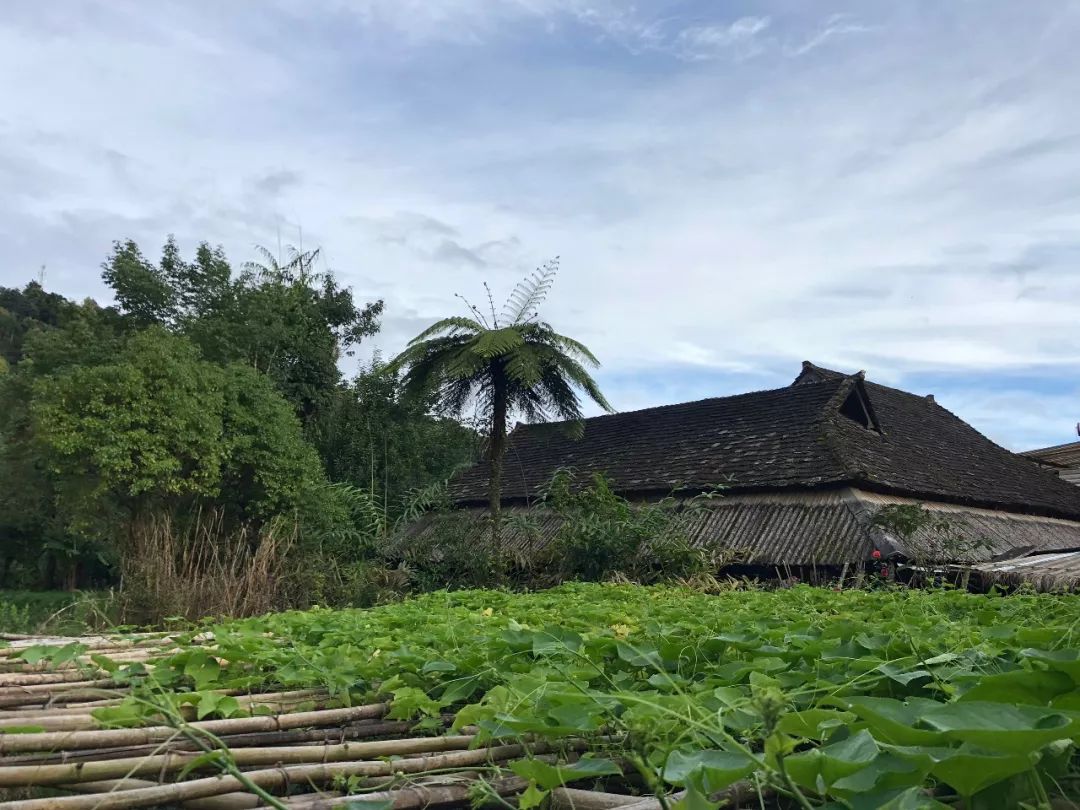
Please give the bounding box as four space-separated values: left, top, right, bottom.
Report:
388 259 611 534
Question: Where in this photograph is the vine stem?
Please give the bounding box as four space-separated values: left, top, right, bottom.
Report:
773 752 816 810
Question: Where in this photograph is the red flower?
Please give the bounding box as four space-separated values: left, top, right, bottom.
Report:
880 567 889 577
871 550 882 560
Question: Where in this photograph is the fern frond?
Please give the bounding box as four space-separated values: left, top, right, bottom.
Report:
502 258 559 324
407 317 484 344
473 326 525 358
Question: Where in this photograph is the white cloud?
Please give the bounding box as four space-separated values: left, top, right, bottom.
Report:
2 1 1080 449
675 16 772 61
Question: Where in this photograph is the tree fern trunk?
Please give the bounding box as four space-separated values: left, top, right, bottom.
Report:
488 369 508 543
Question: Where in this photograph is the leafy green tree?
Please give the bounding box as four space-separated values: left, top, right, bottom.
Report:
101 239 179 327
317 357 479 514
0 297 127 588
388 260 612 529
217 362 330 525
30 328 227 533
0 281 80 366
102 238 384 428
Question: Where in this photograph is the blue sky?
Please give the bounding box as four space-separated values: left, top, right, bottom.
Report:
3 1 1080 450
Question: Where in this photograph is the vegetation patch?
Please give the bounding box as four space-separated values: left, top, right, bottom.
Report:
14 583 1080 808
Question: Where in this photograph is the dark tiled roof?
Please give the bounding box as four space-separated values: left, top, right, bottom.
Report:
452 379 852 502
450 363 1080 521
824 379 1080 520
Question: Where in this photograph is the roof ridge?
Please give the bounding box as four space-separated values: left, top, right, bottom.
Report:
814 376 869 484
1022 440 1080 456
506 377 849 433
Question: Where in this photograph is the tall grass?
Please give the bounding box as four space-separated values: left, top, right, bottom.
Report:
118 510 296 625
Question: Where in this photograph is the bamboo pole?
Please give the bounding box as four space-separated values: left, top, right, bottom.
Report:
0 677 119 696
0 741 554 810
0 733 475 785
0 687 126 709
0 703 387 754
0 650 172 673
283 775 530 810
551 782 764 810
0 670 118 687
0 688 337 730
0 720 416 766
550 789 645 810
70 780 262 810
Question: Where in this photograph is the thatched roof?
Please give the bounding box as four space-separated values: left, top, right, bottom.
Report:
451 362 1080 521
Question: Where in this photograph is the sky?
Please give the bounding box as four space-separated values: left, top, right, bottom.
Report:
3 1 1080 451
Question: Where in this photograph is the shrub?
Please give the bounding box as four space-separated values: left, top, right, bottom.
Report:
395 512 509 591
542 470 709 583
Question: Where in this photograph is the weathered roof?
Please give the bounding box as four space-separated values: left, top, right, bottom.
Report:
406 488 1080 568
450 362 1080 521
1021 440 1080 468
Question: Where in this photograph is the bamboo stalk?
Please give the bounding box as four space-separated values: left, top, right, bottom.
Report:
0 688 337 730
0 732 474 785
0 703 388 754
550 788 646 810
0 677 120 696
70 780 262 810
0 741 554 810
0 720 417 766
283 775 530 810
0 670 118 687
0 650 172 673
0 688 127 709
551 782 764 810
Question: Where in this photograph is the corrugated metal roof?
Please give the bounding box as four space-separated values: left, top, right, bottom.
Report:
971 550 1080 591
1021 440 1080 467
401 487 1080 569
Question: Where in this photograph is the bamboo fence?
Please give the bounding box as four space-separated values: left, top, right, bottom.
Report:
0 633 761 810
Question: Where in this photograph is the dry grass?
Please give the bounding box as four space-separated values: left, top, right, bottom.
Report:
118 510 296 625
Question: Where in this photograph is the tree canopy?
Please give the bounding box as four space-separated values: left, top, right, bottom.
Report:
0 237 477 593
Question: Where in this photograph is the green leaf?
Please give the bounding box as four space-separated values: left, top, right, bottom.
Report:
777 709 856 740
196 692 221 720
959 670 1074 705
517 782 548 810
930 747 1035 796
672 782 719 810
387 686 443 720
843 698 947 746
177 750 227 780
439 676 480 705
421 660 457 674
91 701 149 729
784 730 879 790
532 627 583 656
510 757 621 790
662 750 757 793
183 652 221 690
918 702 1073 754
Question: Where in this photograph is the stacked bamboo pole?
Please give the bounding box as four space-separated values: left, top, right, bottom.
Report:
0 633 761 810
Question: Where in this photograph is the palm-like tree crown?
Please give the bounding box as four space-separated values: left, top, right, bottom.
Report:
389 260 612 425
388 260 612 522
